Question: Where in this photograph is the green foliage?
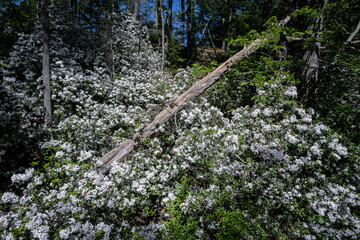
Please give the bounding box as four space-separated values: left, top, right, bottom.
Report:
167 46 187 69
165 216 200 240
0 0 37 57
215 208 267 240
205 51 297 116
190 60 218 79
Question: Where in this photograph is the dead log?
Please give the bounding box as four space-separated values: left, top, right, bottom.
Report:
97 16 291 174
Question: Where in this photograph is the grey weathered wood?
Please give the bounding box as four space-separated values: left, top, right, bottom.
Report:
42 0 52 125
97 16 291 174
346 18 360 43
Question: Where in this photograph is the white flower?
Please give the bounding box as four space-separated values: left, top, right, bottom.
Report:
262 108 272 116
1 192 19 204
79 150 92 162
301 116 312 123
11 168 34 183
335 144 348 156
195 229 204 238
257 90 266 95
59 228 71 239
310 145 321 156
316 207 326 216
284 86 297 97
289 115 297 123
55 151 65 159
289 164 299 172
286 134 298 144
168 192 176 201
251 109 261 118
96 222 111 240
296 125 308 132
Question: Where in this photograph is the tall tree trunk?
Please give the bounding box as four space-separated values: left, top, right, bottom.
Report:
156 0 163 53
300 0 327 105
70 0 77 14
78 0 81 20
221 16 226 53
127 0 132 13
156 0 165 68
180 0 185 46
207 28 217 56
161 1 165 70
133 0 139 20
221 3 232 54
186 0 193 60
164 0 173 61
41 0 52 125
106 0 115 81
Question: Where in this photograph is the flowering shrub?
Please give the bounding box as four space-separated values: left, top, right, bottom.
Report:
1 7 359 240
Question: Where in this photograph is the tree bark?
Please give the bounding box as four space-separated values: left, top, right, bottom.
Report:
180 0 185 46
133 0 139 20
127 0 132 13
164 0 173 62
221 3 233 54
300 0 327 105
41 0 52 125
97 16 291 174
199 13 213 46
346 18 360 43
221 16 227 53
207 28 217 56
156 0 163 53
186 0 193 59
105 0 115 81
70 0 77 13
160 0 165 69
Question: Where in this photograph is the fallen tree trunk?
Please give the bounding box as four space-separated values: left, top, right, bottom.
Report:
97 16 291 174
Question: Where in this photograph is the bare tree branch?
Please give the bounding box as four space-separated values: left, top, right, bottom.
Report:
347 18 360 43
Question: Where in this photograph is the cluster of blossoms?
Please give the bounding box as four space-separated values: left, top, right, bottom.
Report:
1 7 360 240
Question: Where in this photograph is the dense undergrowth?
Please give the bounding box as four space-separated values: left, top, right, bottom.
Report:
1 7 360 240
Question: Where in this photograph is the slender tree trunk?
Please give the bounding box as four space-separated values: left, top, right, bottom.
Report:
164 0 173 61
71 0 77 14
221 4 232 54
347 18 360 43
127 0 132 13
221 16 227 53
180 0 185 46
186 0 193 60
156 0 163 53
133 0 139 20
161 1 165 69
41 0 52 125
207 26 217 56
199 13 213 46
78 0 81 20
300 0 327 105
106 0 115 81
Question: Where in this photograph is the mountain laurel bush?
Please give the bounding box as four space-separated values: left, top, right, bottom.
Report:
1 8 359 240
